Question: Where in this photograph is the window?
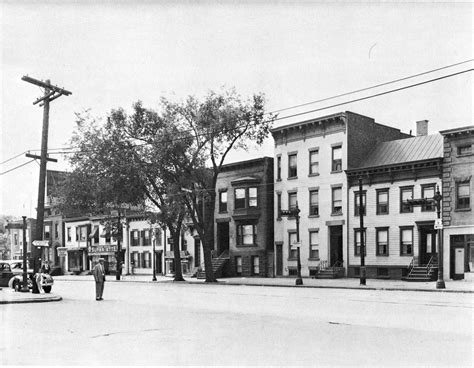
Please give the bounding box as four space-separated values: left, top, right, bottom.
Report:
376 228 389 256
67 227 71 242
234 187 258 209
142 252 151 268
131 230 139 246
400 186 414 213
79 226 87 242
55 223 59 239
288 153 297 178
309 231 319 259
277 193 282 220
309 149 319 175
143 230 151 246
14 233 18 245
354 191 366 216
92 226 99 244
376 189 389 215
354 228 366 256
276 155 281 181
237 223 257 245
332 145 342 172
421 185 435 211
219 191 228 212
235 188 246 209
456 181 470 210
309 190 319 216
131 252 139 267
235 256 242 275
332 187 342 215
457 145 472 156
252 256 260 275
400 227 413 256
288 192 297 211
288 231 298 259
44 225 51 240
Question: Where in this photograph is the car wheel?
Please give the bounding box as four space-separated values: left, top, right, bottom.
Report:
13 279 20 292
43 286 52 293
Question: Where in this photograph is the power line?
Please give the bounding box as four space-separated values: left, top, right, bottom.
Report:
269 59 473 114
0 151 27 165
0 159 36 176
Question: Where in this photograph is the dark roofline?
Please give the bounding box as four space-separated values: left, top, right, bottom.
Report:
346 157 443 175
439 125 474 136
270 112 347 133
220 156 273 172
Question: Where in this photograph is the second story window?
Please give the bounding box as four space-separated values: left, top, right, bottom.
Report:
143 230 151 246
332 186 342 215
309 190 319 216
219 191 228 212
234 187 258 210
67 227 71 242
377 189 389 215
309 149 319 175
44 225 51 240
354 191 366 216
131 230 139 246
288 153 297 178
421 185 435 211
456 181 470 210
400 186 414 213
332 145 342 172
457 145 472 156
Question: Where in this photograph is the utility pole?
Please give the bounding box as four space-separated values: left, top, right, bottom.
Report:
358 177 366 286
20 216 30 292
22 76 71 293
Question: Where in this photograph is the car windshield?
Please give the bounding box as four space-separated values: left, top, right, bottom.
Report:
11 263 23 269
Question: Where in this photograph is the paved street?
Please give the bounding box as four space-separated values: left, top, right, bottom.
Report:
1 280 472 366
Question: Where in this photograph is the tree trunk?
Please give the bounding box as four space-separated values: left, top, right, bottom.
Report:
202 192 217 282
172 230 185 282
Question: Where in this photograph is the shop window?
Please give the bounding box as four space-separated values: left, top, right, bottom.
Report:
377 189 389 215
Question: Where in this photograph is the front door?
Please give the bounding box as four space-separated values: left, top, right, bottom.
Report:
329 226 343 266
217 222 229 256
419 226 437 265
276 243 283 276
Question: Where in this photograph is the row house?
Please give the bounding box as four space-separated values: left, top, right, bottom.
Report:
440 126 474 280
271 111 411 277
213 157 274 277
346 128 443 279
5 218 36 260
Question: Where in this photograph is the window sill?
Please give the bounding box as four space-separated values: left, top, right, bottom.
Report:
287 258 298 262
236 244 258 248
454 208 471 212
376 212 389 216
376 275 391 279
308 215 320 218
308 257 320 261
331 170 343 174
287 176 298 180
308 173 320 177
331 213 343 217
276 178 282 182
400 211 414 214
400 254 414 257
376 254 389 257
456 153 473 158
218 211 228 214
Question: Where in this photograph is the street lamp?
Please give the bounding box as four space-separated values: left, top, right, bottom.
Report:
433 186 446 289
280 202 303 286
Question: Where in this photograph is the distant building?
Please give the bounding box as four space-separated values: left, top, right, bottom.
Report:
5 218 36 260
271 111 411 277
440 126 474 280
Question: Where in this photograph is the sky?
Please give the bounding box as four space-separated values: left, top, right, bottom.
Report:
1 1 472 218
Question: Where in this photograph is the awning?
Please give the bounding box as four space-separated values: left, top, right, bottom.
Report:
89 226 99 239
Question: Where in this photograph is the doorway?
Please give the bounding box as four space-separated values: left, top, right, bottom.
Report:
418 225 437 265
276 243 283 276
329 226 343 266
217 222 229 256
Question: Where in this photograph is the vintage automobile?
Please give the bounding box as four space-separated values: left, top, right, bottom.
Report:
0 260 54 293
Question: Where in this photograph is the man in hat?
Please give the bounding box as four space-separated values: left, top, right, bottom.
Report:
92 258 106 301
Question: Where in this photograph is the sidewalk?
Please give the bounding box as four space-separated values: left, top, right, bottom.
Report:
2 274 472 304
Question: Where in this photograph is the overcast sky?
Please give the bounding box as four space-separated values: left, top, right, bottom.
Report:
1 1 472 218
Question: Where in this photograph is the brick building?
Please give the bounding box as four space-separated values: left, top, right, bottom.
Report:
214 157 274 277
440 126 474 280
271 111 411 277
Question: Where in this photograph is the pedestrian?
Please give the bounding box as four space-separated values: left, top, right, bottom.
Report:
92 258 106 301
41 261 51 274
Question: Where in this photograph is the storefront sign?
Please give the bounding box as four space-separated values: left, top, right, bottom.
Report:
57 247 68 257
88 245 118 255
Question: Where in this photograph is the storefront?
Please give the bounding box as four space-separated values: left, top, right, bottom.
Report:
87 244 118 274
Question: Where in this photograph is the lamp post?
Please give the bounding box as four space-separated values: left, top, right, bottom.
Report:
20 216 30 292
358 177 366 286
152 226 157 281
433 186 446 289
280 202 303 285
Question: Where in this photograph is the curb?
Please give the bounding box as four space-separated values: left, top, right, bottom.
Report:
0 295 62 305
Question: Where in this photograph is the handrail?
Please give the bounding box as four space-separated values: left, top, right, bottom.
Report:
426 255 437 276
407 256 417 276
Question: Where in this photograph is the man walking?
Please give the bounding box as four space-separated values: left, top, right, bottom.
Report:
92 258 106 301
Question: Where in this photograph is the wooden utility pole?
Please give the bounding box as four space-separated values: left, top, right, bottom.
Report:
22 76 71 293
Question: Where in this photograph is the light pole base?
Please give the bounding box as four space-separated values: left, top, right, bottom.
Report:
295 278 303 285
152 276 157 281
436 280 446 289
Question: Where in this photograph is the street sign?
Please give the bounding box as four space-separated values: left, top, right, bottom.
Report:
434 219 443 230
32 240 50 247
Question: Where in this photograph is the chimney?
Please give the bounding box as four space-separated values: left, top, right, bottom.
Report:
416 120 428 136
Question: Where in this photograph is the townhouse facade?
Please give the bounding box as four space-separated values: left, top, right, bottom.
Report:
271 111 411 277
5 218 36 260
440 126 474 280
214 157 274 277
346 130 444 279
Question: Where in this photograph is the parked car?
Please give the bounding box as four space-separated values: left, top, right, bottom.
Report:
0 260 54 293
